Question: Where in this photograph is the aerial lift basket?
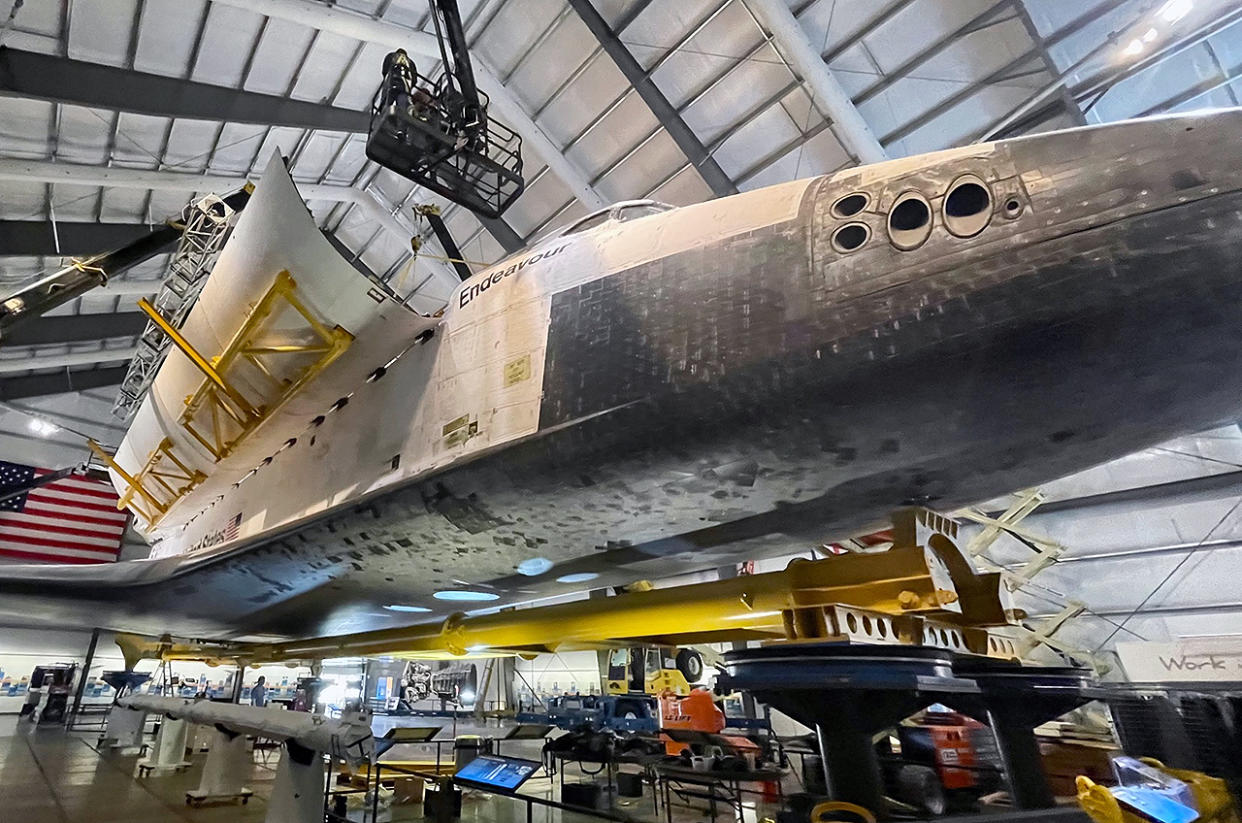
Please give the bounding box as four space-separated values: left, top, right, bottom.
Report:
366 63 525 219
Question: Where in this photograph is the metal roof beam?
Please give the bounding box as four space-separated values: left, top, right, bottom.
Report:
0 366 127 400
3 312 147 347
982 4 1242 140
852 0 1015 107
567 0 738 198
1011 0 1087 127
0 158 415 250
743 0 887 164
0 46 370 132
205 0 608 209
821 0 919 65
0 347 138 375
0 220 151 257
0 159 464 300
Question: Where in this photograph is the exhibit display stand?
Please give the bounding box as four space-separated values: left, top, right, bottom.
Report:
137 715 192 776
185 729 253 806
99 705 146 750
267 741 325 823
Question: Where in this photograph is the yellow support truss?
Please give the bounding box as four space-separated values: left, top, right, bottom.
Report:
99 270 353 527
88 438 207 528
140 269 354 463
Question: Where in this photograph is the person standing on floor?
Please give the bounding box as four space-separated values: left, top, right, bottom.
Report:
250 675 267 708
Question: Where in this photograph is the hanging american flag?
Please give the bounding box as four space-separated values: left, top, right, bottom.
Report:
0 461 129 564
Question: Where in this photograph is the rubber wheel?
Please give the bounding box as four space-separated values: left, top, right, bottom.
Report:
676 649 704 683
896 764 946 816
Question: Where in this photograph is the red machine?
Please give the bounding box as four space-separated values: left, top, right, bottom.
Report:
882 709 1003 815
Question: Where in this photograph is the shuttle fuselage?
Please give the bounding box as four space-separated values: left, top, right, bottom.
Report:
6 111 1242 639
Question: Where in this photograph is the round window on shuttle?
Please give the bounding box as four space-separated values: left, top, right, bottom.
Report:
943 175 993 237
831 192 869 218
831 222 869 253
887 192 933 250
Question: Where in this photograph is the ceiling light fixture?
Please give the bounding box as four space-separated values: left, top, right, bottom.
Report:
1123 38 1145 56
27 418 59 437
383 604 431 613
1159 0 1192 23
516 557 554 576
433 589 500 602
556 572 600 584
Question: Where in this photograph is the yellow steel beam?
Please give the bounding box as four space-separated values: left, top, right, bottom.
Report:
88 439 166 515
137 297 259 419
126 510 1018 667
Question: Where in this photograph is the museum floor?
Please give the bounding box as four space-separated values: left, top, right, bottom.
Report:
0 717 656 823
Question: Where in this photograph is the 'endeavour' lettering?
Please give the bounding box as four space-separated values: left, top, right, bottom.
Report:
458 244 567 308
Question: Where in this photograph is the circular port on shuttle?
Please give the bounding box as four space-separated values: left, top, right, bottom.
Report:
1002 195 1023 219
943 175 993 237
831 222 869 253
831 192 869 218
887 192 932 250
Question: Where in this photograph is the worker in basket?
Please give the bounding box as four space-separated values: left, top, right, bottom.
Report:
380 49 439 154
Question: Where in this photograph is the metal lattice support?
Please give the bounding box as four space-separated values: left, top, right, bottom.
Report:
112 193 242 421
958 491 1112 674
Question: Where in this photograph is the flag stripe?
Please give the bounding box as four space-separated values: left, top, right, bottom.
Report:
0 537 118 558
38 480 118 500
0 531 122 553
0 546 115 564
27 488 122 511
0 512 125 539
0 460 126 565
0 523 121 548
19 504 128 527
35 476 118 495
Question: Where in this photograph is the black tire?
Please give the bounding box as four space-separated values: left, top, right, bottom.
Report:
896 764 946 816
676 649 704 683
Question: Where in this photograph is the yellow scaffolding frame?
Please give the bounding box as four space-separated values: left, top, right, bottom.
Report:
139 269 354 462
88 438 206 528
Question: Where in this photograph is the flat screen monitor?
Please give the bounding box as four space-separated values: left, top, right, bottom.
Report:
503 724 554 740
382 726 441 743
455 755 541 793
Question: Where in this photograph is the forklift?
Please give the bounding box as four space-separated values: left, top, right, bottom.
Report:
605 646 704 696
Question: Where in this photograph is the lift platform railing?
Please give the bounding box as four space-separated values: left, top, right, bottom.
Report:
366 63 525 218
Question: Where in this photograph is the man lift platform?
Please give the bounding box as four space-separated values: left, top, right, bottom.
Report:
365 1 525 219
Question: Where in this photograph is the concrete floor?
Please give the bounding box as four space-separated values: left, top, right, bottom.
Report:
0 716 275 823
0 716 696 823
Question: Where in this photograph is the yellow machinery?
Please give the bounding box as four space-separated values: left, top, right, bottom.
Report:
114 508 1024 670
604 646 699 696
91 269 353 527
1077 760 1240 823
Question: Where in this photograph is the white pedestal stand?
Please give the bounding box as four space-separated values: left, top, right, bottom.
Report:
137 715 191 776
185 728 253 806
266 741 326 823
99 705 146 750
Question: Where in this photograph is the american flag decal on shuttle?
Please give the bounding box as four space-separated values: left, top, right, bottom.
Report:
224 513 241 541
0 461 128 564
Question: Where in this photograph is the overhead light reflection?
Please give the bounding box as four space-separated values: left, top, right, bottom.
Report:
1159 0 1192 23
27 419 59 437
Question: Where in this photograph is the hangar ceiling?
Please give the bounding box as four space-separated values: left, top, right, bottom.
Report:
1 0 1242 658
